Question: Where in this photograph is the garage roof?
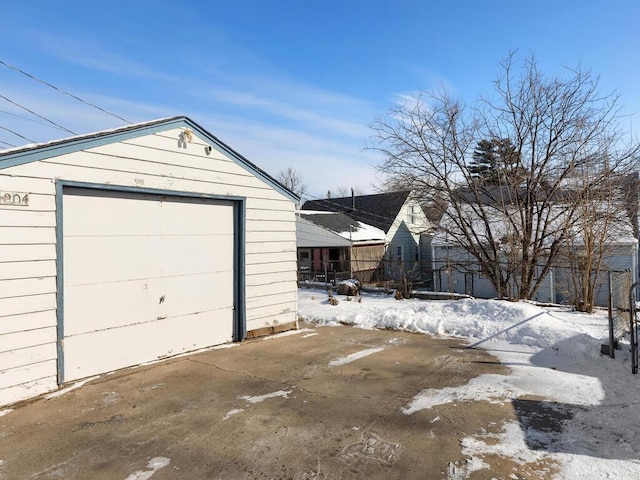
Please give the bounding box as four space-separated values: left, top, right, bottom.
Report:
0 116 299 202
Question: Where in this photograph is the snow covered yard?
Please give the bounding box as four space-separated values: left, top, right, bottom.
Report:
298 288 640 479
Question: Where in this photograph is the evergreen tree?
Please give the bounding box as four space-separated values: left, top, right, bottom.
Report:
469 139 496 180
468 138 521 185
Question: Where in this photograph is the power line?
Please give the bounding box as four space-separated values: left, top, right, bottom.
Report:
300 190 401 226
0 93 75 135
0 125 35 143
0 139 16 148
0 59 131 124
0 107 70 132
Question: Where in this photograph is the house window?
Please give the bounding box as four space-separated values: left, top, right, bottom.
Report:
397 245 403 262
408 205 416 224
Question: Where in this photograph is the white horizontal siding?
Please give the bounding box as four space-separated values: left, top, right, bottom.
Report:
245 281 298 298
0 192 55 211
245 230 297 244
247 302 296 322
248 219 297 232
246 209 295 222
0 311 56 336
0 360 56 390
246 251 298 266
0 277 56 298
0 126 298 406
0 176 56 195
0 209 56 227
246 290 297 309
0 226 56 245
0 343 57 371
246 271 297 287
0 327 56 353
0 294 57 317
245 260 298 276
0 377 58 408
0 244 56 262
0 260 56 281
245 241 296 255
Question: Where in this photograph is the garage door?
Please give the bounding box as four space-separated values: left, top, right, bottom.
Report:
61 187 235 382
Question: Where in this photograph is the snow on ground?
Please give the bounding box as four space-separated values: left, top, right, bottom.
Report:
329 347 386 367
298 288 640 479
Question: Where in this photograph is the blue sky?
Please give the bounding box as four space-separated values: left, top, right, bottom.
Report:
1 0 639 198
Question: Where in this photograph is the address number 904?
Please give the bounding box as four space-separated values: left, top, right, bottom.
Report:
0 191 29 206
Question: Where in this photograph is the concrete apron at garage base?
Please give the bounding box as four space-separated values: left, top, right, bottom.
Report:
0 323 558 480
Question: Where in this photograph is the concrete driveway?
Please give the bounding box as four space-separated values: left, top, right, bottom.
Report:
0 323 555 479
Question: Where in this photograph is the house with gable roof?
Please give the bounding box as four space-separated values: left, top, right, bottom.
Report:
301 190 433 281
296 210 386 282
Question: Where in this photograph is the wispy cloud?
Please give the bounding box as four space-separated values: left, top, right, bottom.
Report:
2 23 384 195
197 86 370 138
26 30 180 82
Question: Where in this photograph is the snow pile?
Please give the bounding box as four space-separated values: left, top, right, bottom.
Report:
298 289 640 479
301 292 584 350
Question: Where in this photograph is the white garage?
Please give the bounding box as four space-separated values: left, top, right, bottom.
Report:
0 117 299 406
62 188 236 382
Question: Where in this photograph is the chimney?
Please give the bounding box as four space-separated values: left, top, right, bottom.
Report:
351 187 355 210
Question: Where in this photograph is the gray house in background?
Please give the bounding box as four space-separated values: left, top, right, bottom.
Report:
301 190 433 281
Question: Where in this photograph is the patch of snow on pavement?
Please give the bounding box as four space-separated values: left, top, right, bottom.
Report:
0 409 13 417
461 421 548 468
223 408 244 420
241 390 292 404
44 376 100 399
261 328 315 340
210 343 238 350
329 347 386 367
124 456 170 480
298 288 640 479
402 374 532 414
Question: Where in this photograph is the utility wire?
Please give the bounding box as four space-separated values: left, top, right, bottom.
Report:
299 190 402 226
0 139 16 148
0 107 70 132
0 59 131 124
0 93 75 135
0 125 35 143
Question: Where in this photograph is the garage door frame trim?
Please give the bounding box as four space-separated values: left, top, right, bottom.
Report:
55 180 246 385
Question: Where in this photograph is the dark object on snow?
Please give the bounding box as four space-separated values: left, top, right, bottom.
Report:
337 279 361 296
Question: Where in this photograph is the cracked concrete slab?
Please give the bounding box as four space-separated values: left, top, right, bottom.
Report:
0 323 557 479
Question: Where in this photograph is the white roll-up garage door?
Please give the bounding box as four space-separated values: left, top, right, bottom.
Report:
61 188 235 382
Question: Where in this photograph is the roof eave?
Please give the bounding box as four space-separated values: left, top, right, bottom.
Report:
0 116 299 203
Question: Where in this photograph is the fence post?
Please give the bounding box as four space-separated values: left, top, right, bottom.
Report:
629 281 639 374
608 271 615 359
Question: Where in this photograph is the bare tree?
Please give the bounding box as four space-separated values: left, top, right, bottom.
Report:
277 166 307 200
558 164 634 312
371 54 639 301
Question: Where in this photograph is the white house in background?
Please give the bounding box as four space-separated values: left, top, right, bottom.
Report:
296 211 386 282
301 190 433 278
0 116 299 407
432 204 638 306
